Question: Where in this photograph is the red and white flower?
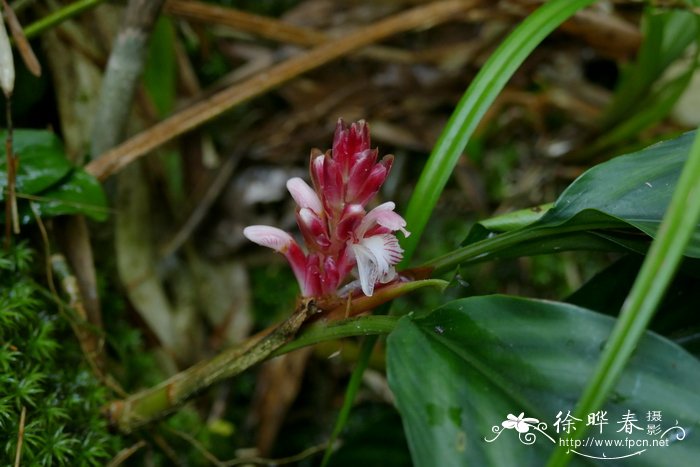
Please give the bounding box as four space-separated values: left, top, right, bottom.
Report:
244 119 409 297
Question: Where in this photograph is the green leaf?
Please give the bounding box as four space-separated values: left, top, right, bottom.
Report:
27 169 109 222
387 296 700 467
538 131 700 256
144 17 176 117
0 130 72 200
426 131 700 273
567 255 700 348
602 8 700 128
23 0 107 40
548 117 700 467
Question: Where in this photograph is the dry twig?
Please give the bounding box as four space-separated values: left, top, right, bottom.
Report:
85 0 479 180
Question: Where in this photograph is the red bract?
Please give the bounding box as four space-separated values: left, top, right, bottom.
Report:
244 119 409 297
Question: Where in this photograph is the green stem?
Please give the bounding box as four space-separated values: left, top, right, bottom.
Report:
424 221 622 275
547 129 700 466
272 316 398 357
23 0 107 40
107 299 320 433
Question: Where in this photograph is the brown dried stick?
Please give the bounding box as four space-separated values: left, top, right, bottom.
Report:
165 0 325 46
85 0 477 180
165 0 413 64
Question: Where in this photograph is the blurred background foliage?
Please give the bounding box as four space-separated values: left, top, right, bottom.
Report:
2 0 700 465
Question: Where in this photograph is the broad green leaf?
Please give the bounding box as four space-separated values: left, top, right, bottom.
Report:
0 130 72 200
426 131 700 274
548 110 700 467
538 131 700 257
387 296 700 467
26 169 108 222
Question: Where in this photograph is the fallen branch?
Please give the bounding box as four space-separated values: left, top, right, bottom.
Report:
85 0 478 180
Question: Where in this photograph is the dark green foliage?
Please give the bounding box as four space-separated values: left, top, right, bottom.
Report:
387 296 700 466
0 130 108 223
250 264 299 328
0 243 120 466
329 403 411 467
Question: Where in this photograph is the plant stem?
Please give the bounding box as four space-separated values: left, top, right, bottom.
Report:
423 221 622 275
106 298 321 433
272 316 398 358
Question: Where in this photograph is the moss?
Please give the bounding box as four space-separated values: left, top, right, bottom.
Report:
0 243 120 466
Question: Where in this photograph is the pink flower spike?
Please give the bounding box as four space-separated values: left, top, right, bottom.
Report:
303 254 323 296
244 119 408 299
336 203 364 241
287 177 322 214
333 119 370 173
350 233 403 296
353 156 393 206
297 208 330 250
346 149 377 202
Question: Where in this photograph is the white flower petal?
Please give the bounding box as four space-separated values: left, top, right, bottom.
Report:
357 202 393 235
287 177 322 213
350 234 403 296
298 207 323 230
351 243 379 296
358 201 410 238
377 211 410 238
243 225 294 253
